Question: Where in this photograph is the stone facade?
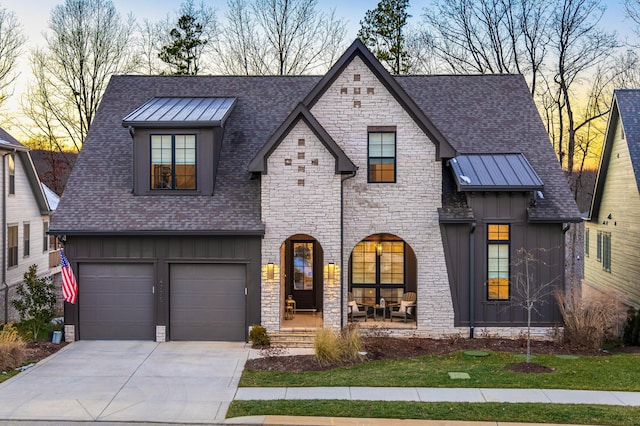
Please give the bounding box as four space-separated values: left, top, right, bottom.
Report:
260 120 342 332
260 55 456 335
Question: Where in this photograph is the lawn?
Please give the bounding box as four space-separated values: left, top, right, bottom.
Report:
232 350 640 423
240 350 640 391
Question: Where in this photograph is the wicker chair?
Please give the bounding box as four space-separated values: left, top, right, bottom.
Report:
348 292 369 322
389 292 417 323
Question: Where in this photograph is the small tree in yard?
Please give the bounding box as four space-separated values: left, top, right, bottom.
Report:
508 247 560 363
11 265 57 341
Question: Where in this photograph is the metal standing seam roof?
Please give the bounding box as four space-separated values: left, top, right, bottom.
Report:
449 153 544 191
122 97 236 127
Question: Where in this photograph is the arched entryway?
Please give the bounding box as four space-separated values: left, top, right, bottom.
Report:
349 233 417 308
280 234 324 327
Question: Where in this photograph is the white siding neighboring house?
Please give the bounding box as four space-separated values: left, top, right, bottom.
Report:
584 90 640 307
0 128 60 324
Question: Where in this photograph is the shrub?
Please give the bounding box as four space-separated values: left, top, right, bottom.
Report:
556 288 626 349
314 325 363 365
314 328 342 365
11 265 57 341
339 324 362 362
249 325 270 348
0 323 26 372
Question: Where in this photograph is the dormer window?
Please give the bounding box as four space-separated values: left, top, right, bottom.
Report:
151 134 196 190
123 97 236 196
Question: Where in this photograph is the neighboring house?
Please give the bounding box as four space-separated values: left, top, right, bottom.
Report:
0 128 60 324
51 40 581 343
584 90 640 307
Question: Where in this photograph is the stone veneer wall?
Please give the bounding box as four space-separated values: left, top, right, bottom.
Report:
260 121 342 333
310 56 456 335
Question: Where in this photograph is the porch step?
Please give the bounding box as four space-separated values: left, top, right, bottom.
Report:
270 331 317 348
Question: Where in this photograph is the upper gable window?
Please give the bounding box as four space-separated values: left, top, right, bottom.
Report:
8 153 15 195
151 134 196 190
368 130 396 183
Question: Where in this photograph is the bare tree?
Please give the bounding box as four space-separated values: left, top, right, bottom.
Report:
507 247 560 363
134 18 167 75
421 0 552 96
550 0 618 175
0 5 24 105
215 0 347 75
23 0 136 151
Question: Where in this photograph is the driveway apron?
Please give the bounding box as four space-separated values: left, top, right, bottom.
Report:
0 341 250 424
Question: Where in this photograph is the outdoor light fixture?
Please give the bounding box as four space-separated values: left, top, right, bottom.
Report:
607 213 612 219
376 242 383 256
328 263 336 281
266 262 275 281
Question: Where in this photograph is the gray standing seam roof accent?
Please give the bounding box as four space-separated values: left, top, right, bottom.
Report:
122 97 236 127
449 154 544 191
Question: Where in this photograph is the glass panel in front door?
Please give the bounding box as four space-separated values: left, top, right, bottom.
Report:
293 242 313 290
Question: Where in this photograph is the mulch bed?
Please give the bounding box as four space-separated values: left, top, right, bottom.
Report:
246 337 608 373
24 340 68 363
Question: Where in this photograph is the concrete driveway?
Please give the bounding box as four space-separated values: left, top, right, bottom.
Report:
0 341 250 424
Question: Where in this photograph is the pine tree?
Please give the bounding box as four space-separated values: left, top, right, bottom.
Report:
158 14 208 75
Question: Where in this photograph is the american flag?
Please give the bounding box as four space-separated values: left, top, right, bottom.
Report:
60 250 78 304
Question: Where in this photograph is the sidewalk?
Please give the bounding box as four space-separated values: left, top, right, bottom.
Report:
235 386 640 406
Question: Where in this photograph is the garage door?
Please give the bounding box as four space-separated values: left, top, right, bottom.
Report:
170 264 246 341
79 264 154 340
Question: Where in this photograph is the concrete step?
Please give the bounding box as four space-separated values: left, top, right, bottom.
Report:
270 331 316 348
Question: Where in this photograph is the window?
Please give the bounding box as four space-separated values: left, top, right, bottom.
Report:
43 221 49 253
487 224 510 300
23 223 30 257
8 153 15 195
368 131 395 183
597 230 602 262
351 240 404 304
584 228 589 258
602 231 611 272
7 225 17 267
151 134 196 190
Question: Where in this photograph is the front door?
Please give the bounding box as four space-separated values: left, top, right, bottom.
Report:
289 241 316 310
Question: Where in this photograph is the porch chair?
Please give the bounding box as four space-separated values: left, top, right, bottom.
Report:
348 292 369 322
389 292 417 323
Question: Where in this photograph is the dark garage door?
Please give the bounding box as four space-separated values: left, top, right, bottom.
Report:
79 263 154 340
170 264 246 341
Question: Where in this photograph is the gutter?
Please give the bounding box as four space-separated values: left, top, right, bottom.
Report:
340 170 357 329
469 221 477 338
2 149 15 323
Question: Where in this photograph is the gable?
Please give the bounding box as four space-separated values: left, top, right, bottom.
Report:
589 90 640 221
248 104 356 174
303 39 455 160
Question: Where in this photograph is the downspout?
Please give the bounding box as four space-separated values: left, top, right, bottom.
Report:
562 223 571 299
2 150 15 324
469 222 477 338
340 170 357 329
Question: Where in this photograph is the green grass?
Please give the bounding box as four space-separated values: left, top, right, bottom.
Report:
241 350 640 390
0 369 20 384
227 400 640 425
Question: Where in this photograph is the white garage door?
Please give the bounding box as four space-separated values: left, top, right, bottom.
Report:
170 264 246 341
79 263 154 340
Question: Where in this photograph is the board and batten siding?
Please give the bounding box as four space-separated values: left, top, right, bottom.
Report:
62 235 261 340
585 117 640 306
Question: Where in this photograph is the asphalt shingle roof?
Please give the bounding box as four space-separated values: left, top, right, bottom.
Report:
398 74 580 222
52 71 580 234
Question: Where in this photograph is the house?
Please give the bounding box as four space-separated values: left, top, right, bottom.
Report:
0 128 60 324
50 40 581 342
584 90 640 307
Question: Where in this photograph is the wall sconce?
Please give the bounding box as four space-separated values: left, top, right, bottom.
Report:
266 262 275 281
327 262 335 282
607 213 612 219
376 242 383 256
